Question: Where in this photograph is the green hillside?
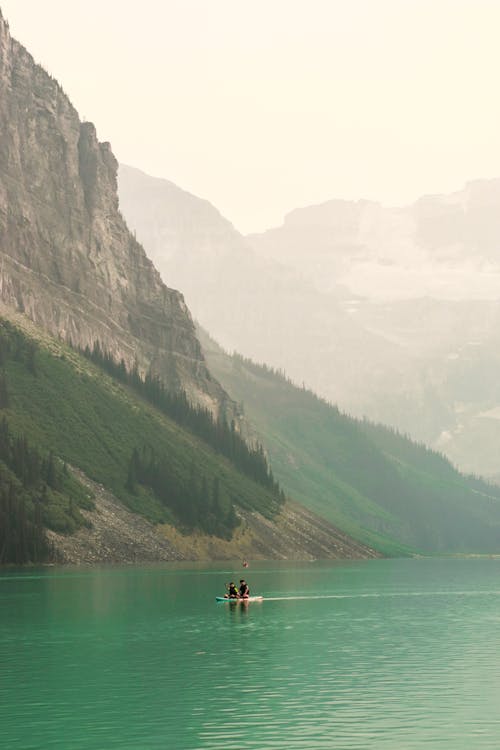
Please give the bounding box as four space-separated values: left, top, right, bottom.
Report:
0 317 283 563
0 427 93 565
200 330 500 555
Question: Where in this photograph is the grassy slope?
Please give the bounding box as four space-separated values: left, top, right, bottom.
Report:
200 331 500 554
2 319 281 532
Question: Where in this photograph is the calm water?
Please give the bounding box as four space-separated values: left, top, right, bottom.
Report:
1 558 500 749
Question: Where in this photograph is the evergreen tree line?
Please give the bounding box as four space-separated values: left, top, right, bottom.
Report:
360 416 500 496
232 351 297 386
0 319 37 411
0 417 62 492
0 418 57 564
0 477 50 565
127 446 238 539
232 348 500 496
81 341 284 502
0 414 93 564
0 320 37 375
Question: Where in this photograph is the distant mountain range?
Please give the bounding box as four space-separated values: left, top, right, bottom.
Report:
248 180 500 300
118 164 411 431
248 186 500 476
118 165 500 477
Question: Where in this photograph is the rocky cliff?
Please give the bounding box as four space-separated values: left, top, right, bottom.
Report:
0 9 223 411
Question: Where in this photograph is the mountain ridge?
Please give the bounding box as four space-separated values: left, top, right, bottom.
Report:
0 9 226 414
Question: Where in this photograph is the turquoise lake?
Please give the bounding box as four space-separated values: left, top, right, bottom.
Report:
1 558 500 749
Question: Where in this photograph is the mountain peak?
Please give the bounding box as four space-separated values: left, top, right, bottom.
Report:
283 198 381 230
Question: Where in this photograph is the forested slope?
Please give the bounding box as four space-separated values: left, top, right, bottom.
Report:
0 314 379 564
200 329 500 554
0 315 281 561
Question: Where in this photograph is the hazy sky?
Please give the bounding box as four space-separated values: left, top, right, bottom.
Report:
2 0 500 233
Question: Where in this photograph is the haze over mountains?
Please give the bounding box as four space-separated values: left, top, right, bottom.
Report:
119 167 500 478
3 4 500 565
249 180 500 301
199 328 500 555
118 164 405 430
249 184 500 476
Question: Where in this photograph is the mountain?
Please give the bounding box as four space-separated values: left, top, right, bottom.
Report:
248 185 500 475
117 164 415 419
200 329 500 555
248 180 500 300
0 10 225 414
0 9 379 565
4 6 497 564
118 163 500 477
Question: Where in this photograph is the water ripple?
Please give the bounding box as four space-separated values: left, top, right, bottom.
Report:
2 559 500 748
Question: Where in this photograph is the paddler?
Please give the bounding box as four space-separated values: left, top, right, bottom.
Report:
225 582 239 599
239 579 250 599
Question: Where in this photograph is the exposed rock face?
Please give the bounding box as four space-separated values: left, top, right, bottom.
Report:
0 10 223 411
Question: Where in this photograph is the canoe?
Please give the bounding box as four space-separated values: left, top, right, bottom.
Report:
216 596 263 603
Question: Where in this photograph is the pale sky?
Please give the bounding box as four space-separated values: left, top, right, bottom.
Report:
2 0 500 233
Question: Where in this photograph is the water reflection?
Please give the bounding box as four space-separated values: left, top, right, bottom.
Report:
227 599 250 619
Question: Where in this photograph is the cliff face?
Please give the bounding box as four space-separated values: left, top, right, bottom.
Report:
0 10 222 411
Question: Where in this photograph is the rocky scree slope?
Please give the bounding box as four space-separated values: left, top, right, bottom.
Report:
48 468 380 564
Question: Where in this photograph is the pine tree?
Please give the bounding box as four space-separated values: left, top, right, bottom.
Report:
0 371 9 408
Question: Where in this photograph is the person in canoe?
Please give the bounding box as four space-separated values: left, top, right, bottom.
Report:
239 579 250 599
225 581 239 599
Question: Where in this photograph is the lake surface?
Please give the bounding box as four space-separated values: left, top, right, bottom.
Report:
1 558 500 749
